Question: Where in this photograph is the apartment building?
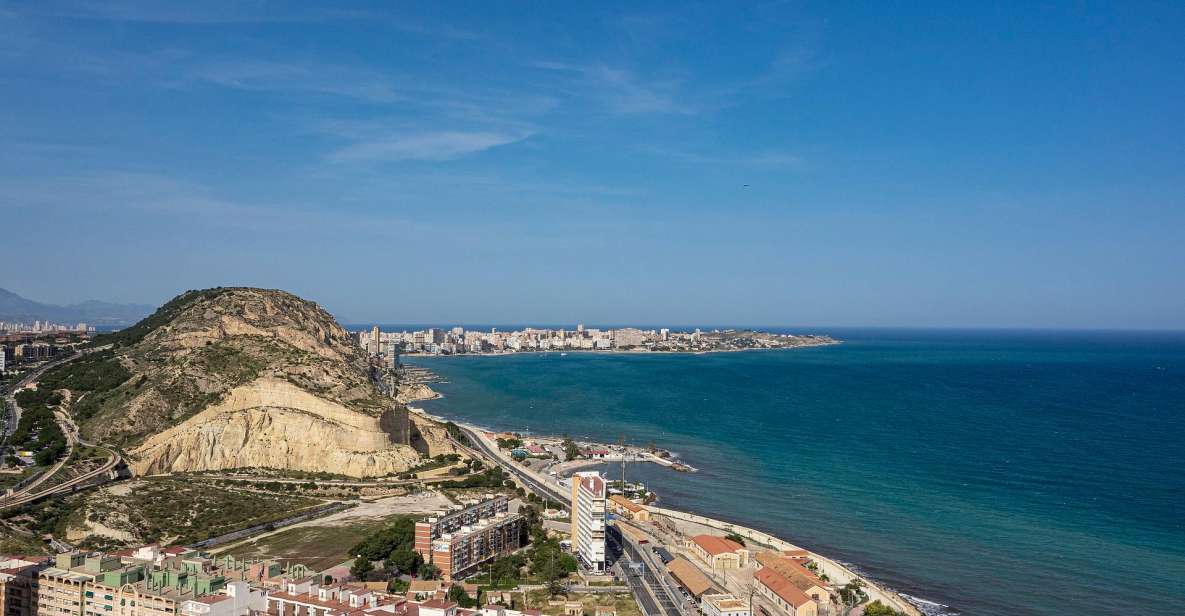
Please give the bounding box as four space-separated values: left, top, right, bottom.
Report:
1 556 46 616
414 495 525 582
35 552 236 616
266 578 393 616
569 472 607 573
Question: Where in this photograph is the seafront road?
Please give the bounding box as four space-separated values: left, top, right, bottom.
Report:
453 421 571 507
447 420 699 616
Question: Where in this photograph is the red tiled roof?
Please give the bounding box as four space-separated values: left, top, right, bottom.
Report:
755 568 812 608
691 535 744 556
755 552 828 594
579 474 604 495
609 495 644 512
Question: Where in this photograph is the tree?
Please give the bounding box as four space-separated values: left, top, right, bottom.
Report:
862 601 902 616
350 556 374 579
448 584 478 608
387 579 410 593
352 516 417 561
725 533 746 546
420 564 441 580
521 504 542 531
561 436 581 461
497 437 524 450
838 580 868 611
386 548 423 575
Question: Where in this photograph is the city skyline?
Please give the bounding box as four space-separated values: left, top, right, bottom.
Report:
5 283 1185 332
3 2 1184 328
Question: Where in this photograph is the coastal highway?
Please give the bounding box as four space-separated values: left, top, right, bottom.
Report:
454 423 571 507
454 420 695 616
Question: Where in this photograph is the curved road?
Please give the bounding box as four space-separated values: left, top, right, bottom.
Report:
2 351 83 451
0 347 122 510
453 423 570 507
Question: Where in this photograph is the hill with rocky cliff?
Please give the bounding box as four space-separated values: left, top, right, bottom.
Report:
46 287 451 477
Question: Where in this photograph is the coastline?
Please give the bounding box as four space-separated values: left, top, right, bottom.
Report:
406 399 928 616
399 338 841 359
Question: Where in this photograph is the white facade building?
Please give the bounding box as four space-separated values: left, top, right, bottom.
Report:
570 471 607 572
701 594 751 616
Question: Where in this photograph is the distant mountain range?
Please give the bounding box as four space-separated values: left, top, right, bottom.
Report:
0 287 154 327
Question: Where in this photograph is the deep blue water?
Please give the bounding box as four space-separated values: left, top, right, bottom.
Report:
406 329 1185 616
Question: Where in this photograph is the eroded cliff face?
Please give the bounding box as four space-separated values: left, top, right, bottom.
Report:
63 287 450 477
130 378 422 477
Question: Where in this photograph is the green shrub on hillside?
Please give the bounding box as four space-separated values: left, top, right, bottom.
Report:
91 288 229 349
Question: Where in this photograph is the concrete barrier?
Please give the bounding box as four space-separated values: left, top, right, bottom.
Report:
646 505 921 616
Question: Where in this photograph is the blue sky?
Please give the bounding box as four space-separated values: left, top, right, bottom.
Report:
2 1 1183 328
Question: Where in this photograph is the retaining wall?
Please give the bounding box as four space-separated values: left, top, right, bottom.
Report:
647 505 921 616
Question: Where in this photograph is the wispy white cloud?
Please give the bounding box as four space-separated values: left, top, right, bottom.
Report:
193 60 401 103
328 131 532 164
0 171 243 215
532 60 696 115
0 170 439 236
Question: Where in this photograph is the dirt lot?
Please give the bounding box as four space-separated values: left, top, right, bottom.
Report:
212 490 454 569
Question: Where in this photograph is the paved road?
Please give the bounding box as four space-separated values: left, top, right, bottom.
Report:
1 352 81 452
618 558 664 616
447 420 689 616
0 347 123 510
454 423 570 508
616 520 705 615
610 524 690 616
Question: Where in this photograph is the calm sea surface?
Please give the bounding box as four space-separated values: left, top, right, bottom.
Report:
404 329 1185 616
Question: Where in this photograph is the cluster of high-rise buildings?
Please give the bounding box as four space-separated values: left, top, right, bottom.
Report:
356 326 399 369
0 340 70 374
0 321 93 334
357 325 713 356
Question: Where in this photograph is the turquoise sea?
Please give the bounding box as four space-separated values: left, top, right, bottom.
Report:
403 329 1185 616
